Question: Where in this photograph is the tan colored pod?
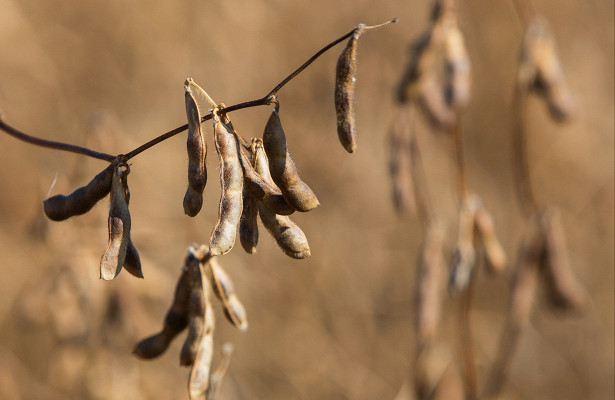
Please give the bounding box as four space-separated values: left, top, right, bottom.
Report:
205 343 234 400
100 163 131 281
418 73 456 130
180 250 207 367
43 163 114 221
511 211 546 325
334 26 364 153
188 270 215 399
388 111 416 214
520 18 575 121
239 148 294 216
239 190 259 255
262 109 319 212
443 20 471 111
254 143 311 259
183 86 207 217
474 204 507 274
208 258 248 331
415 220 445 344
133 263 191 359
541 208 587 313
209 113 244 256
449 198 477 291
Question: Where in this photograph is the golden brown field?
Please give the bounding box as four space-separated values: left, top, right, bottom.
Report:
0 1 612 399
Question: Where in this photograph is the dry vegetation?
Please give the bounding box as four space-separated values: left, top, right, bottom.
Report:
0 0 613 399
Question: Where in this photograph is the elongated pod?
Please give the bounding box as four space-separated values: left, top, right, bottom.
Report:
449 198 477 291
474 203 506 274
541 208 587 312
522 18 575 121
254 142 311 259
239 190 259 255
180 249 207 366
443 21 471 111
239 149 294 216
209 113 243 256
123 239 144 278
334 26 363 153
188 275 214 399
133 263 191 359
262 109 319 212
207 258 248 331
183 85 207 217
43 163 114 221
100 163 131 280
416 220 445 344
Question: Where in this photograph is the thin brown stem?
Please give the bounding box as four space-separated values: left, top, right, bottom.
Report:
407 104 436 228
512 86 538 217
0 117 116 162
460 268 479 400
452 117 468 201
2 19 397 163
511 0 535 27
265 18 396 98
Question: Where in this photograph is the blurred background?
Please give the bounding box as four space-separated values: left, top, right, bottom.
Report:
0 0 612 399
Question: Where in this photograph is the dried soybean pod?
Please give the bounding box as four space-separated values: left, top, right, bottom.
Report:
443 20 471 111
449 198 477 291
209 111 243 256
183 85 207 217
43 163 114 221
206 343 234 400
474 204 507 274
133 263 192 359
418 73 456 130
239 190 259 255
254 143 311 259
100 163 131 281
262 108 319 212
188 269 215 399
239 149 294 216
416 220 445 344
180 250 207 366
389 110 416 214
541 208 587 313
522 18 575 121
123 239 144 278
334 25 364 153
207 258 248 331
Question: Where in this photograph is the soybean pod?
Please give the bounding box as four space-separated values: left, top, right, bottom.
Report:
262 108 319 212
209 111 243 256
43 163 115 221
99 163 131 280
183 85 207 217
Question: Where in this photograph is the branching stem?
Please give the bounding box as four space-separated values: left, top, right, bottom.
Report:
0 18 396 163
